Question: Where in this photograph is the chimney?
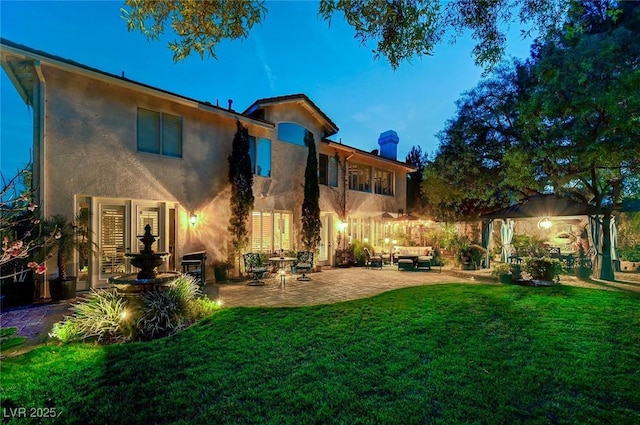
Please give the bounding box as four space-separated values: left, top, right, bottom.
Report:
228 99 233 111
378 130 399 160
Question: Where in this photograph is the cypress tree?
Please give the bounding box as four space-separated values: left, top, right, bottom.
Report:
301 130 321 251
228 120 254 262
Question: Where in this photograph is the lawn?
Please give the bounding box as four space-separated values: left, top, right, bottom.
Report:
1 284 639 424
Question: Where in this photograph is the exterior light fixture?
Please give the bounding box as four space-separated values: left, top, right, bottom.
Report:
537 217 552 230
190 212 198 226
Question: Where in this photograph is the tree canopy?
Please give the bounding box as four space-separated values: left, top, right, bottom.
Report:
122 0 569 70
424 0 640 279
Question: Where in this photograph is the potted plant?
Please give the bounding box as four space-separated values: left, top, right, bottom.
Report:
619 245 640 272
491 263 513 284
44 215 79 301
574 246 592 278
459 244 486 270
212 260 233 282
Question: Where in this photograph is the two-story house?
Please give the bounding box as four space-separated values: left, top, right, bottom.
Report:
1 38 415 291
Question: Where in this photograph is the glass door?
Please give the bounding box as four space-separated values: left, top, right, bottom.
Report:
99 204 126 280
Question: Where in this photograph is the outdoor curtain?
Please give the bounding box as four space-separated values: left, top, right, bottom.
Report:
482 220 493 267
500 219 514 263
611 216 619 261
588 215 601 270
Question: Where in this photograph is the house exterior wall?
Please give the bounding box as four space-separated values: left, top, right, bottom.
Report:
2 41 414 289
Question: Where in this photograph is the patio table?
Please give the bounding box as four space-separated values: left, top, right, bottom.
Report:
269 256 297 288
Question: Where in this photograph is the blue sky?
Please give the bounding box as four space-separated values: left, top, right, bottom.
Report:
1 0 535 177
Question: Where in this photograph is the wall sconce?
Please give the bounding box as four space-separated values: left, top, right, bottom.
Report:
537 217 552 230
190 212 198 226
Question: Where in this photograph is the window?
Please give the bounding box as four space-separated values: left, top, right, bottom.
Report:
251 211 292 252
319 154 338 187
348 164 371 192
374 169 394 195
249 136 271 177
137 108 183 157
277 122 309 146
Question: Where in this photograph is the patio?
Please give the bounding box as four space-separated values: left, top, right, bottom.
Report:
2 265 639 355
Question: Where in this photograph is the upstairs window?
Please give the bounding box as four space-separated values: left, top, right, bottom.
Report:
374 169 394 195
249 136 271 177
319 154 338 187
277 122 309 146
137 108 183 157
348 163 371 192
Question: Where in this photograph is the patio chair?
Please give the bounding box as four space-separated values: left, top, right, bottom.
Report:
295 251 314 281
243 252 267 286
363 247 382 269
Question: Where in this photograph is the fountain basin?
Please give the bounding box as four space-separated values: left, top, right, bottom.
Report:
109 271 181 294
124 252 170 280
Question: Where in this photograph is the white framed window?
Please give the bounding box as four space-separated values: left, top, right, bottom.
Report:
137 108 183 157
374 169 394 195
251 211 292 252
249 136 271 177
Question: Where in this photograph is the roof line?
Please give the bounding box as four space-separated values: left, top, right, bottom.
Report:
0 37 274 128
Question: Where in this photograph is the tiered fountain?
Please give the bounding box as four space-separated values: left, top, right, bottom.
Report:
109 224 180 293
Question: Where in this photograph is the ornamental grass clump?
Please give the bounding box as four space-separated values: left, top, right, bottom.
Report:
50 275 221 344
50 289 130 343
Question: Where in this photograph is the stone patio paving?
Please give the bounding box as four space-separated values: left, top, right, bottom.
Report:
2 265 638 355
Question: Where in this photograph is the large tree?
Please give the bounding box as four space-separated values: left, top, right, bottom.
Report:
422 61 533 220
426 1 640 280
122 0 569 70
508 0 640 280
405 145 428 214
228 121 254 265
301 130 322 251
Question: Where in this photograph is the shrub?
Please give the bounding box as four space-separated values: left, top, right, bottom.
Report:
523 257 563 283
188 297 222 322
491 263 512 278
351 239 374 266
619 245 640 262
49 319 82 344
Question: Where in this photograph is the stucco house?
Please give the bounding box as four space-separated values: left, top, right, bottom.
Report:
1 38 415 291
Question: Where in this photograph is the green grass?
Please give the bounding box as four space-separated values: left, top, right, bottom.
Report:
1 284 639 424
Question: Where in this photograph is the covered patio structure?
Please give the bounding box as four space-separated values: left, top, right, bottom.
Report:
480 194 617 279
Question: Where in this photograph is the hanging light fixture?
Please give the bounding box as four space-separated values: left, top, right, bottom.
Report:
537 217 552 229
190 212 198 226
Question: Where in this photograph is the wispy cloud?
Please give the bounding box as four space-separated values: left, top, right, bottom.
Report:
253 34 276 91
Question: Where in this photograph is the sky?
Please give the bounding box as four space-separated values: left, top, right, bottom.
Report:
0 0 536 177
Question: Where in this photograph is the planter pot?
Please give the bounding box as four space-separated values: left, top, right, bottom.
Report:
0 280 36 308
620 261 640 272
214 267 228 282
498 273 512 284
49 277 77 301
